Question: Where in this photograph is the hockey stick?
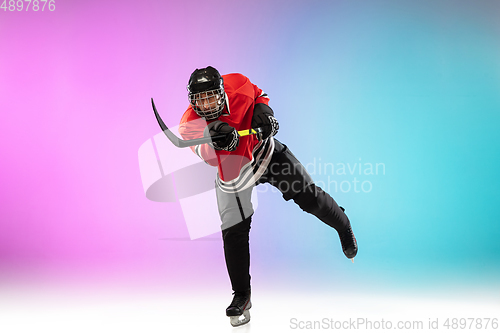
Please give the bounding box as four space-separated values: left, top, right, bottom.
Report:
152 98 263 148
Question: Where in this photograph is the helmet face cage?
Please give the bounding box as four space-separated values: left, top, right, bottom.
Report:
188 82 226 120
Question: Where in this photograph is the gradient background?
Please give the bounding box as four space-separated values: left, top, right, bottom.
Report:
1 0 499 331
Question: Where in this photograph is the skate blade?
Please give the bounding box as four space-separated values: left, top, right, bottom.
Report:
230 310 251 327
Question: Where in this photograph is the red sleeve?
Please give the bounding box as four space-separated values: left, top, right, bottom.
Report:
253 83 270 105
178 108 219 166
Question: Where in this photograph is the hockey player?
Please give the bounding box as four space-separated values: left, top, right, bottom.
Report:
178 66 357 327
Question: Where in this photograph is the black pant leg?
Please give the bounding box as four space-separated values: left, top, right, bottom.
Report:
221 216 252 293
263 139 351 233
291 184 351 233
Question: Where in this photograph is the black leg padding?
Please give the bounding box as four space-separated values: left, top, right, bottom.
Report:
292 184 350 233
222 216 252 293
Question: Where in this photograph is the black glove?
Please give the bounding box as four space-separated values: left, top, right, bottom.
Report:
251 103 279 141
203 120 239 151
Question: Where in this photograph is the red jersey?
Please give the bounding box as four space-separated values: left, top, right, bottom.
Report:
179 73 275 192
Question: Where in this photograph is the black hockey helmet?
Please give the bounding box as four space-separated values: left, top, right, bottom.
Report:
187 66 226 120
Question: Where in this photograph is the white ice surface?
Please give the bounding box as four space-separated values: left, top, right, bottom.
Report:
1 285 498 333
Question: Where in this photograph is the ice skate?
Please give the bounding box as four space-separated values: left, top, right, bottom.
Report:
339 225 357 262
337 207 357 262
338 225 357 262
226 290 252 327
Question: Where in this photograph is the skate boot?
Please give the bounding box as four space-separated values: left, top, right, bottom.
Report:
338 207 357 262
338 225 357 262
226 290 251 327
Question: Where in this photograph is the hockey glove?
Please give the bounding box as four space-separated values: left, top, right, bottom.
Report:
203 120 239 151
251 103 279 141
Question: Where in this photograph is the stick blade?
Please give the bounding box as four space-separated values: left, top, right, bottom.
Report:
151 98 184 147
